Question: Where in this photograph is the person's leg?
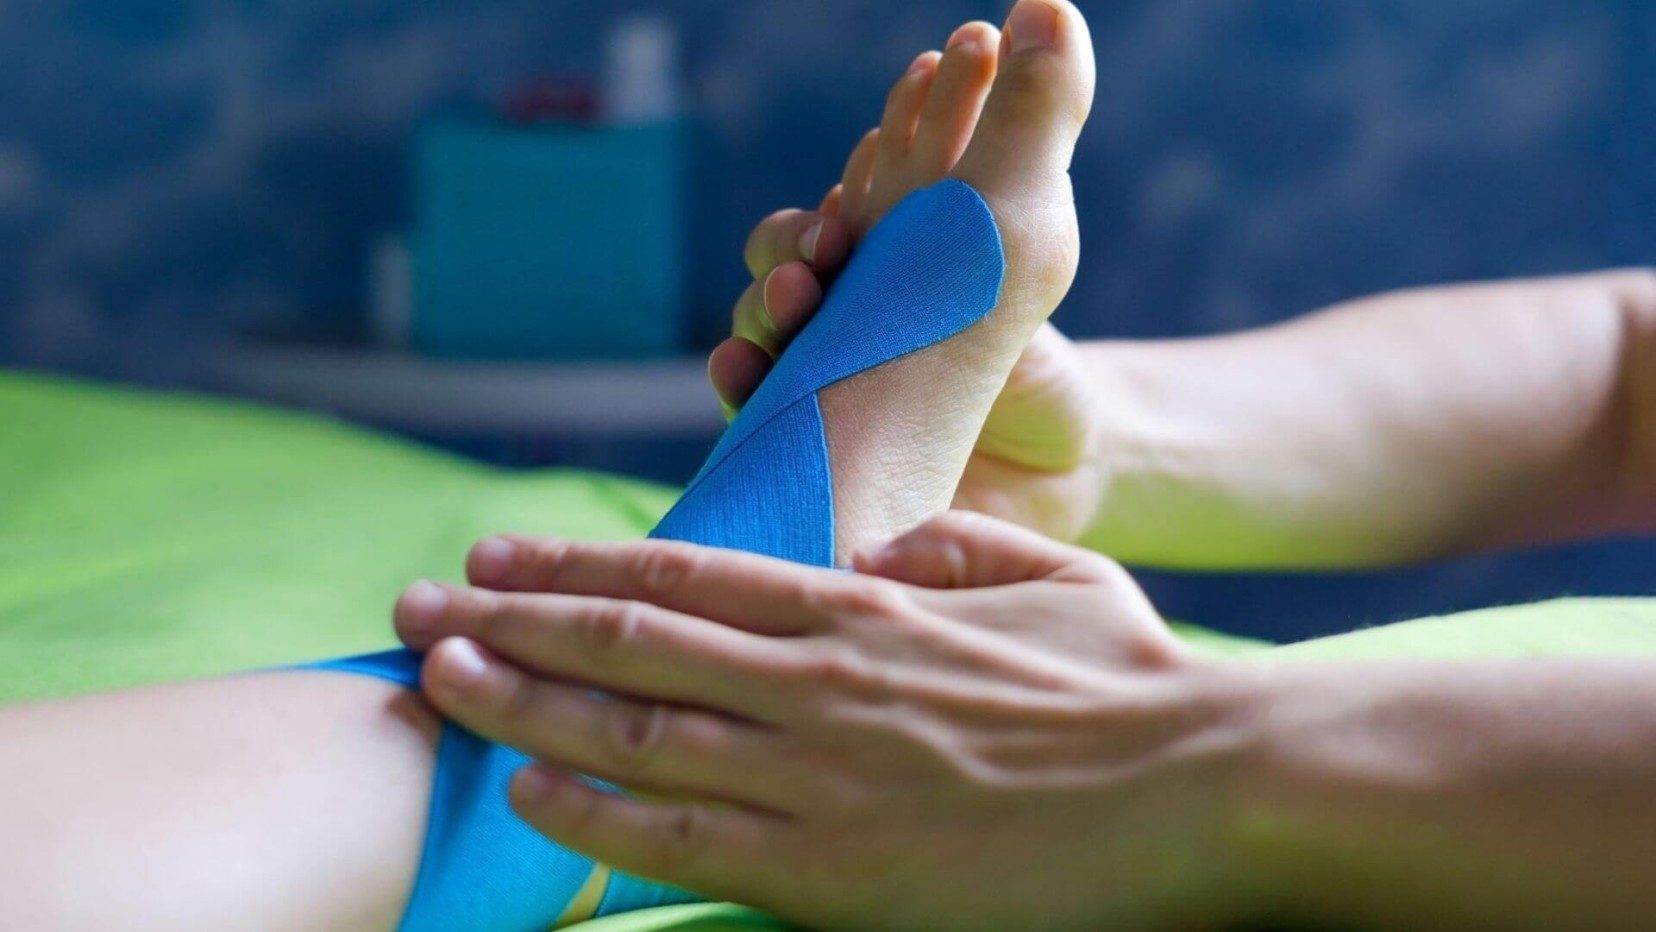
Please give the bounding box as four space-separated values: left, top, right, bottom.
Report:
0 1 1095 927
0 672 436 928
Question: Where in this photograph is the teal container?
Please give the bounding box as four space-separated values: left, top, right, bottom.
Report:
412 118 686 359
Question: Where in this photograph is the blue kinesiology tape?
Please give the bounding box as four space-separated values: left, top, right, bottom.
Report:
299 178 1004 929
304 650 692 930
653 178 1005 565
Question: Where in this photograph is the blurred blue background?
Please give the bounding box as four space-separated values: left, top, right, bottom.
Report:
0 0 1651 640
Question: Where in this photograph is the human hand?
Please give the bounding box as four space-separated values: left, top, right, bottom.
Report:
395 514 1260 930
709 176 1109 544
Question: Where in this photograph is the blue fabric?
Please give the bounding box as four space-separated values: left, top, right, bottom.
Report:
652 178 1004 565
301 178 1005 929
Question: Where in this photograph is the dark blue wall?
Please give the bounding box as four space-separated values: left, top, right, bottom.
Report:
6 1 1652 368
0 1 1651 638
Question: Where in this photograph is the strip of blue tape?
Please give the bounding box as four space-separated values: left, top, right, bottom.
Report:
652 178 1005 566
300 178 1004 930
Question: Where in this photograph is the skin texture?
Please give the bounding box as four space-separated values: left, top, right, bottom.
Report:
1078 269 1656 567
404 515 1656 930
0 673 436 930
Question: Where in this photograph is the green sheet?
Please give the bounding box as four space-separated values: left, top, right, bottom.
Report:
0 369 679 701
4 369 1654 931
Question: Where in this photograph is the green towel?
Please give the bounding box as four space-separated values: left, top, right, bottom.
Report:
3 369 1653 930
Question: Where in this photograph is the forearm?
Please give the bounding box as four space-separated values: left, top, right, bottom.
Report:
1077 269 1656 568
1230 658 1656 928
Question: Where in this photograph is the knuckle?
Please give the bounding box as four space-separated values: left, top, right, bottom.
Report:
1084 553 1134 590
820 577 910 620
504 537 575 590
518 536 572 572
559 779 609 839
471 589 511 636
631 544 701 599
803 645 893 704
496 670 541 726
602 700 669 775
579 600 649 661
654 805 709 875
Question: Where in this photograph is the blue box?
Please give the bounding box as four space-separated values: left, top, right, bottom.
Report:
412 118 686 359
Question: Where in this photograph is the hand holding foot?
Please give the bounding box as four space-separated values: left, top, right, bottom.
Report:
401 515 1246 932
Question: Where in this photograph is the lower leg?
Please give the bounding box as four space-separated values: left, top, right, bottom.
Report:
0 673 437 928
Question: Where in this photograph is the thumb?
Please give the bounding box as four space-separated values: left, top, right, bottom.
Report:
853 511 1113 589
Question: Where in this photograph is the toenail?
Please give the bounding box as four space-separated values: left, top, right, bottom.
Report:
1008 0 1059 53
799 221 823 264
758 269 783 335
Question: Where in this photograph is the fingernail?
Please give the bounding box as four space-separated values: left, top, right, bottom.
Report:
799 221 822 264
437 637 490 690
469 537 516 585
398 580 448 629
1008 0 1060 53
905 53 931 77
946 24 980 52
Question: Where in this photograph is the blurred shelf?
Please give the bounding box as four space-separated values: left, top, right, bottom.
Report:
211 339 725 437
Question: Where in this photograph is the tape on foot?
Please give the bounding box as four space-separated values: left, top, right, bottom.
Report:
652 179 1005 566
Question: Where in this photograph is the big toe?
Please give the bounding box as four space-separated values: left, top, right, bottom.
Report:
949 0 1095 200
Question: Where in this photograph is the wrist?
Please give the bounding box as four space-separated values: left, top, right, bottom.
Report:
1085 657 1283 927
1183 659 1294 925
1219 661 1444 928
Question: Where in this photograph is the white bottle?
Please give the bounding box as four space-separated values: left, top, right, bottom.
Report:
601 15 681 124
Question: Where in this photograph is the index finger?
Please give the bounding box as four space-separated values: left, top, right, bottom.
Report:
464 535 844 636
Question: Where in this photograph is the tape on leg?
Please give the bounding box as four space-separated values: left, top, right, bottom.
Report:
303 179 1004 928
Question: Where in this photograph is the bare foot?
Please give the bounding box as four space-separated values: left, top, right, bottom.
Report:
714 0 1096 559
